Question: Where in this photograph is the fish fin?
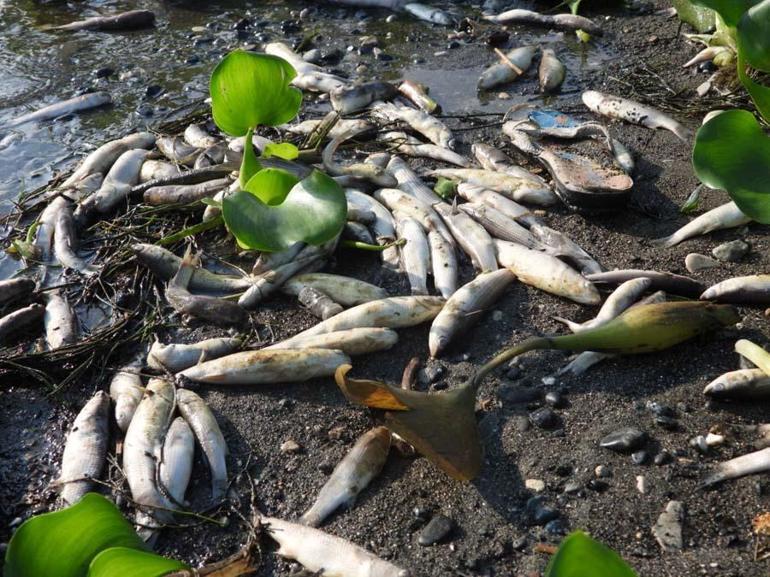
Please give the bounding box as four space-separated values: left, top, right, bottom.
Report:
650 235 674 248
335 365 410 411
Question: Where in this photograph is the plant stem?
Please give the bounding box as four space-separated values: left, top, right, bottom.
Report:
157 215 223 246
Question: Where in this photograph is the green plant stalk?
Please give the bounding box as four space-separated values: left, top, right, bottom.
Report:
340 239 406 251
157 215 224 246
735 339 770 375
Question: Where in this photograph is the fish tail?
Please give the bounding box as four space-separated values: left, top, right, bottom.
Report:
552 316 583 333
650 234 676 248
298 510 322 527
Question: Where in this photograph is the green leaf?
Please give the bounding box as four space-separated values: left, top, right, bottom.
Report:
737 54 770 122
692 109 770 223
545 531 638 577
239 127 262 189
222 169 346 252
210 50 302 136
262 142 299 160
4 493 147 577
672 0 716 32
738 0 770 71
88 548 187 577
691 0 759 26
243 167 301 206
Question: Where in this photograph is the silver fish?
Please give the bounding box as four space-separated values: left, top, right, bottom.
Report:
266 328 399 356
299 286 345 320
331 82 398 115
586 269 705 298
143 178 230 206
396 217 431 296
61 132 155 189
58 391 110 506
478 46 537 90
382 132 470 167
176 389 228 501
76 148 148 220
261 515 410 577
322 126 397 187
484 9 602 35
54 9 154 31
44 291 78 349
300 427 391 527
434 203 498 272
374 187 454 248
0 303 44 343
345 189 399 269
147 337 242 373
429 168 556 207
348 207 376 224
109 358 145 433
140 159 180 183
428 230 458 299
158 417 194 506
539 48 566 93
429 269 516 357
183 123 219 149
398 80 438 113
371 101 456 150
179 348 351 385
458 202 539 248
557 350 612 377
582 90 692 143
704 368 770 400
555 278 652 332
193 142 228 169
156 136 200 166
471 143 549 187
0 278 36 307
285 119 376 140
294 71 351 93
703 447 770 486
53 201 98 275
403 3 453 25
529 224 603 275
252 243 306 276
35 196 67 263
386 156 444 206
456 183 540 228
700 275 770 304
284 273 388 307
3 92 112 130
652 201 751 247
325 0 406 7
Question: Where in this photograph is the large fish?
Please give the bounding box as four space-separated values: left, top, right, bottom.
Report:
652 201 751 247
61 132 155 189
148 337 242 373
478 46 536 90
266 328 399 356
158 417 194 506
3 92 112 130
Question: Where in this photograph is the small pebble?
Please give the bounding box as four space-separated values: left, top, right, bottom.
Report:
525 479 546 492
599 427 646 453
712 239 750 262
652 501 684 551
529 407 557 430
418 365 444 385
706 433 725 447
654 451 672 466
587 479 609 492
511 535 528 550
690 435 709 454
563 480 581 494
631 450 648 465
544 518 567 536
280 439 301 454
545 391 565 408
636 475 647 494
654 415 679 431
386 14 397 23
541 376 556 386
498 385 541 405
685 253 719 273
418 514 454 546
595 465 612 478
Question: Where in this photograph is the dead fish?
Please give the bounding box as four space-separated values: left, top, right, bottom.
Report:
555 278 652 332
143 178 230 206
528 224 602 275
75 148 148 220
253 242 306 275
371 101 456 150
325 0 406 7
331 82 398 115
471 143 549 187
44 291 78 349
429 168 556 207
347 206 376 224
428 230 458 299
458 202 539 248
61 132 155 189
700 275 770 304
484 9 603 36
582 90 691 143
158 417 194 506
345 189 399 269
193 142 228 169
261 516 410 577
396 217 431 296
53 9 155 31
0 303 44 344
285 119 376 140
300 427 391 527
652 201 751 247
133 244 252 294
429 269 515 358
386 156 444 207
3 92 112 130
494 239 600 305
53 201 99 275
0 278 36 307
166 249 249 327
704 369 770 400
586 269 705 298
34 197 65 263
148 337 242 373
456 183 540 228
478 46 537 91
345 218 376 242
683 46 731 68
278 296 445 346
123 378 177 529
374 188 454 247
323 126 397 187
183 123 219 149
434 203 498 272
703 447 770 486
299 286 345 320
403 3 453 25
283 273 388 307
539 48 566 93
266 328 399 356
157 136 201 166
58 391 110 506
178 348 351 385
398 80 439 113
382 132 470 167
140 159 180 183
109 358 145 432
176 389 228 501
294 71 350 94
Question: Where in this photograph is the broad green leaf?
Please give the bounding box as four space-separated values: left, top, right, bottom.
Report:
223 169 346 252
88 548 187 577
239 127 262 189
545 531 638 577
210 50 302 136
692 109 770 223
738 0 770 72
4 493 147 577
737 54 770 122
672 0 716 32
691 0 759 26
262 142 299 160
243 167 301 206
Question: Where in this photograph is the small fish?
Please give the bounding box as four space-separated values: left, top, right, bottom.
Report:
582 90 692 143
704 369 770 400
0 278 36 307
0 303 45 344
261 516 410 577
331 82 398 115
284 273 388 307
345 189 399 269
158 417 194 506
528 224 603 275
53 201 99 275
398 80 439 113
703 447 770 486
58 391 110 506
61 132 156 189
371 101 456 150
156 136 201 166
3 92 112 130
139 160 180 183
109 357 145 432
285 119 376 140
456 183 540 227
382 132 470 167
326 0 406 8
494 240 600 305
165 249 250 327
44 291 78 349
429 269 516 357
683 46 731 68
147 337 242 373
266 328 399 356
53 9 155 31
323 126 397 187
403 3 453 25
458 202 539 248
428 230 458 299
478 46 537 91
484 9 603 36
183 123 219 149
300 427 391 527
652 201 751 247
75 148 148 221
429 168 556 207
396 217 431 296
252 242 306 275
176 389 228 501
555 278 652 332
434 203 498 272
143 178 231 205
700 275 770 304
386 156 444 207
294 71 350 94
348 206 376 224
34 197 66 263
374 188 454 247
539 48 566 93
471 143 549 187
178 348 351 385
299 286 345 320
193 142 228 169
587 269 705 298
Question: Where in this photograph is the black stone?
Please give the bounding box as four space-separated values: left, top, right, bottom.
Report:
529 407 557 430
418 514 453 546
94 67 114 78
145 85 163 99
654 415 679 431
545 391 565 408
599 427 646 453
631 450 648 465
646 401 675 418
654 451 672 466
545 518 567 536
498 384 541 405
532 506 558 526
587 479 609 492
